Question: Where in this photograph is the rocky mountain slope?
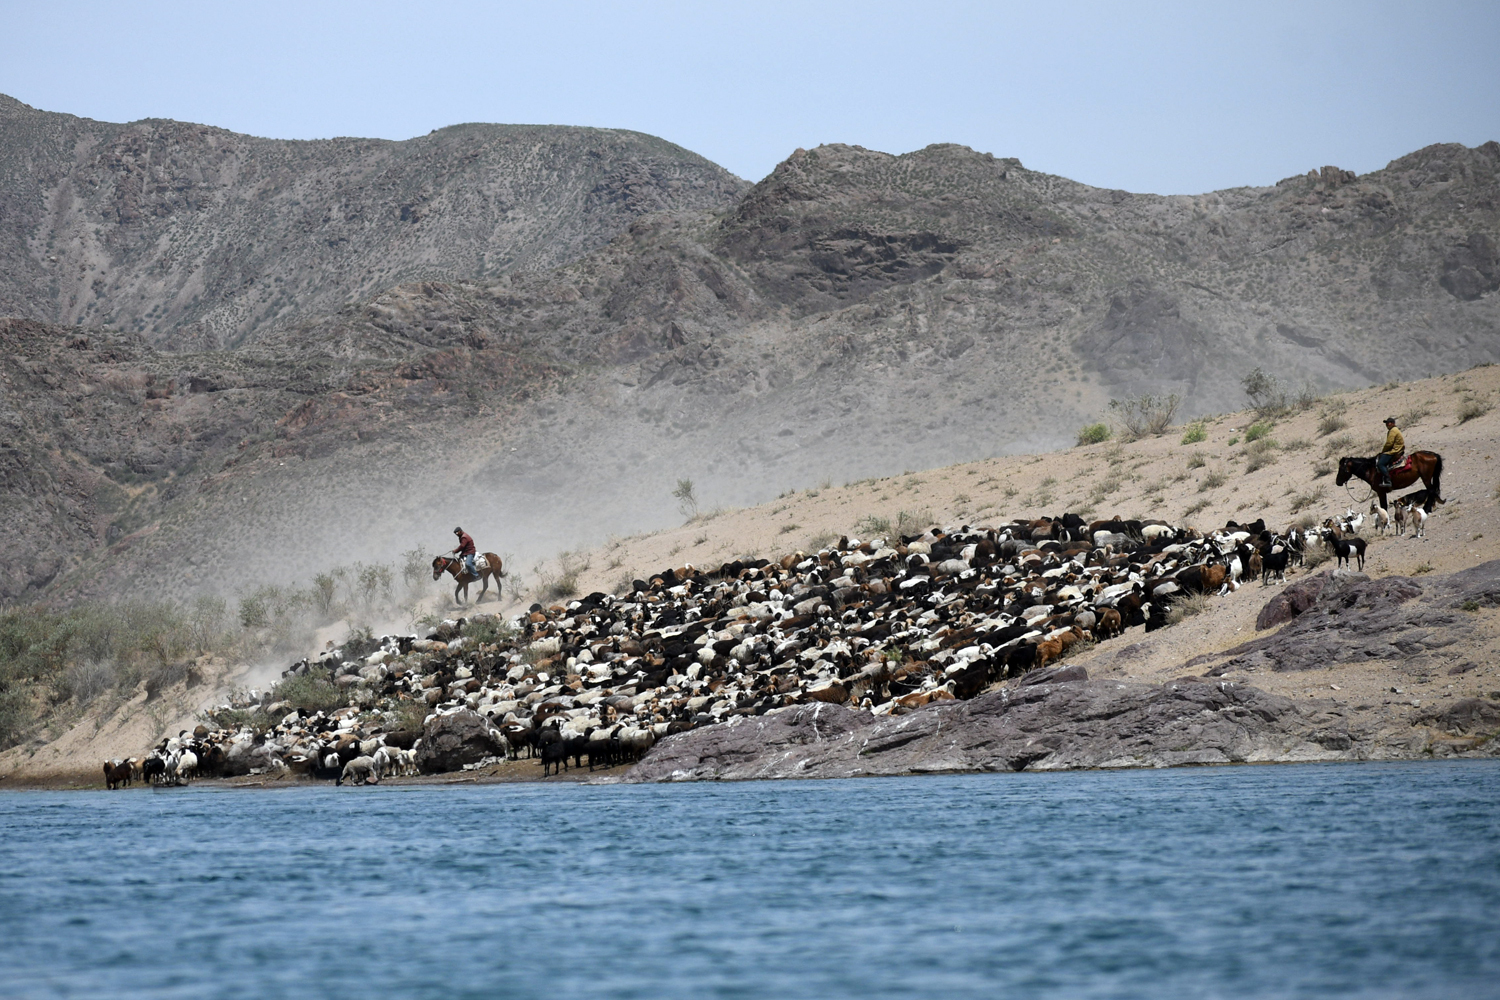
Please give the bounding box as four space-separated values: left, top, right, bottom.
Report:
1 96 1497 605
0 93 748 349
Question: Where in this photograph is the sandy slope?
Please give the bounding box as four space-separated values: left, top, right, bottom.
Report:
8 366 1498 785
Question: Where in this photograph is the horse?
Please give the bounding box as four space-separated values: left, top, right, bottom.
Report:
1335 452 1443 513
432 552 504 604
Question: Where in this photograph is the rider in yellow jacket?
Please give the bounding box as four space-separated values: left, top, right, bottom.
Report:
1377 417 1405 488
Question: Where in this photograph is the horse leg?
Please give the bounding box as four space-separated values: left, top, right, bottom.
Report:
477 573 489 602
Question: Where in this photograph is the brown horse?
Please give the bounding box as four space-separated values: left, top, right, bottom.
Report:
1336 452 1444 512
432 552 504 604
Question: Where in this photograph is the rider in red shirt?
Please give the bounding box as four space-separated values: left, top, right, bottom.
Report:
452 527 477 577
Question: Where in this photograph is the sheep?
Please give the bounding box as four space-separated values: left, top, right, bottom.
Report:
337 756 379 786
176 749 198 783
371 746 395 780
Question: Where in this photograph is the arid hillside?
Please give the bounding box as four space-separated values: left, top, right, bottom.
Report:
0 94 748 350
1 98 1497 605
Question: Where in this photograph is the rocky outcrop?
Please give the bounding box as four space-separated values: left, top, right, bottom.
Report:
626 670 1360 781
221 738 287 777
1255 568 1368 630
1202 561 1500 675
415 709 509 773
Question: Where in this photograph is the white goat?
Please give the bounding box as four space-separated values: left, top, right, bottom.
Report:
1369 501 1391 535
176 749 198 782
1410 505 1428 539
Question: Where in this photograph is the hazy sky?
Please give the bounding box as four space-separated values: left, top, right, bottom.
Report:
2 1 1496 194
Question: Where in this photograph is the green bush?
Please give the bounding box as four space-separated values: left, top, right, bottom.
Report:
270 674 347 715
1076 423 1112 446
1180 423 1207 445
1243 422 1273 442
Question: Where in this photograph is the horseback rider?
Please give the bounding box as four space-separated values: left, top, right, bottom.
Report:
1376 416 1405 489
451 527 478 578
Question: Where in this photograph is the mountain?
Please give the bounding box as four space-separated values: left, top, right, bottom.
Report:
0 94 748 350
0 95 1496 605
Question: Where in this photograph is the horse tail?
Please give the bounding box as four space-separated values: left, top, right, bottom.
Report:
1430 452 1444 507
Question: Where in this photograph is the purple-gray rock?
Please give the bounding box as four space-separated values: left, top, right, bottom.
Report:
221 739 286 776
625 675 1352 781
415 709 509 773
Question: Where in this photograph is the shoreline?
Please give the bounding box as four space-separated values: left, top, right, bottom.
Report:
5 753 1497 794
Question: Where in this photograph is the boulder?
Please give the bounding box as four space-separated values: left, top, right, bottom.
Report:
1256 568 1368 630
222 739 286 776
415 709 509 773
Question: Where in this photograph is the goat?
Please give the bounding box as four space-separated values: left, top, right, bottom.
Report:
176 749 198 783
539 738 568 777
1332 535 1367 571
1341 509 1365 534
1369 501 1391 536
1409 505 1428 539
103 760 132 789
1393 502 1407 536
142 755 166 785
1261 546 1290 584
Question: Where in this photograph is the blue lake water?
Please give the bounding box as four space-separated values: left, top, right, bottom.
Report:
1 761 1498 999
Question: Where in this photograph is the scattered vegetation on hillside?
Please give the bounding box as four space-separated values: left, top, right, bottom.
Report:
1109 393 1181 440
1076 422 1112 446
0 552 440 752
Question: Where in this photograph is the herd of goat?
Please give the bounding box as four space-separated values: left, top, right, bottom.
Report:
105 500 1433 787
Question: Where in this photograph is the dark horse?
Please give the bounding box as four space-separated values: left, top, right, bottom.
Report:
432 552 504 604
1336 452 1444 512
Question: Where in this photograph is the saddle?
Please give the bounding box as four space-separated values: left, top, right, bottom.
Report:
473 554 489 573
1387 454 1413 475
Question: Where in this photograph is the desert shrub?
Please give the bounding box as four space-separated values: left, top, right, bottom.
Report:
778 523 801 534
854 514 892 538
1109 394 1181 439
402 548 431 597
1076 422 1112 446
896 509 935 536
463 616 517 647
1288 488 1325 514
1199 468 1228 492
1187 454 1207 470
1243 422 1273 442
270 674 346 715
1322 433 1355 459
1312 460 1334 479
672 478 700 518
1166 593 1213 625
1245 439 1279 473
1243 368 1288 416
1317 413 1347 436
1180 423 1207 444
1282 438 1311 452
804 530 840 551
1457 396 1492 423
1400 403 1431 427
1228 436 1239 446
61 659 117 707
1182 499 1210 518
